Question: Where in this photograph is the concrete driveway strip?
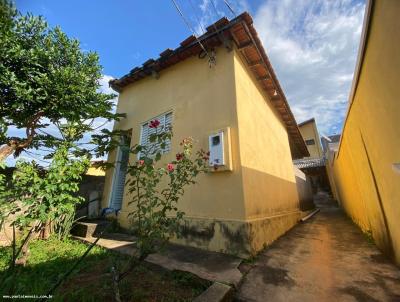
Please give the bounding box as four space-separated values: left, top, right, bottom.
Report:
236 202 400 302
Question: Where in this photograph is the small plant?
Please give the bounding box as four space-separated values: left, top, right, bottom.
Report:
364 229 375 245
52 210 83 241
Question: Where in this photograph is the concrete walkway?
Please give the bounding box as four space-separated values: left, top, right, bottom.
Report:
236 196 400 302
74 233 243 286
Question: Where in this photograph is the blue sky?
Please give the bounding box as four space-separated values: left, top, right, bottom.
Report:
16 0 262 78
12 0 365 164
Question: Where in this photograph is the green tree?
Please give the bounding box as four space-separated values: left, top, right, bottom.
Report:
0 142 89 293
5 142 88 262
0 0 121 161
11 143 89 231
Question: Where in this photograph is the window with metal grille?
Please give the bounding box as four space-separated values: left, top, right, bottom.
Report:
305 139 315 145
140 111 172 156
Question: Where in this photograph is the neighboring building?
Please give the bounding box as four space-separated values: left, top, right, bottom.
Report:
321 134 341 154
76 161 106 219
323 134 341 204
327 0 400 265
298 118 323 159
102 12 312 256
294 118 329 192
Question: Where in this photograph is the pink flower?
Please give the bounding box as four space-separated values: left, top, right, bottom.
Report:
138 160 144 166
149 119 160 128
167 163 174 172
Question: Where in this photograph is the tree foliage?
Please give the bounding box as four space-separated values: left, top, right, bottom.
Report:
0 0 121 160
10 143 89 230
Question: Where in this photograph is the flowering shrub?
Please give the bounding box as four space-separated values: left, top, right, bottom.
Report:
149 119 161 129
126 120 209 259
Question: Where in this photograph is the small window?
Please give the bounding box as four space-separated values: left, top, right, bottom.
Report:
140 112 172 156
212 135 220 146
305 139 315 146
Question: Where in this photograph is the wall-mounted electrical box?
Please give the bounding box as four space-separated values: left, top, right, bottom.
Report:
208 127 233 171
209 131 225 166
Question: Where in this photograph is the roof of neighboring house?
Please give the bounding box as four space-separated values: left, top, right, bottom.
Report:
293 157 326 169
328 134 341 143
298 117 316 127
321 134 341 152
109 12 309 159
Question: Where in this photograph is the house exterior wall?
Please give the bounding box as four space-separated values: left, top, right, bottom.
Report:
329 0 400 264
102 46 306 256
233 50 303 253
299 121 323 159
293 166 314 211
102 47 249 254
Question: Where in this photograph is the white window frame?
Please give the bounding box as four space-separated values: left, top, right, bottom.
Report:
139 111 173 158
108 135 131 210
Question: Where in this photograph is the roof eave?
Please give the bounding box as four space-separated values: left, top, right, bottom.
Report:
109 12 309 159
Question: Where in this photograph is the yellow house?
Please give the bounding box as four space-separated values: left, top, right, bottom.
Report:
86 161 106 176
294 118 330 193
102 13 311 256
327 0 400 265
298 118 323 159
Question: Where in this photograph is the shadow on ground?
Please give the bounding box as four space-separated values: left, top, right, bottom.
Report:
235 192 400 302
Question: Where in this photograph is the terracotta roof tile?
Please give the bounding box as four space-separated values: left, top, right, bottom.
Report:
109 12 309 159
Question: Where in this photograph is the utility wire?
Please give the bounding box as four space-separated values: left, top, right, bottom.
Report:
222 0 237 17
209 0 223 36
170 0 209 57
210 0 220 20
188 0 206 35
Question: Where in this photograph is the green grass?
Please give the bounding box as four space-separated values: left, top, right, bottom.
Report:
0 238 210 301
363 229 375 245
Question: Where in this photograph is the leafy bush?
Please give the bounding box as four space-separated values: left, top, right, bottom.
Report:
10 143 89 232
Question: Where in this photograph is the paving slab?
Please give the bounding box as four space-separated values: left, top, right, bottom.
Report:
236 196 400 302
193 282 233 302
73 233 243 287
147 243 243 286
73 233 138 256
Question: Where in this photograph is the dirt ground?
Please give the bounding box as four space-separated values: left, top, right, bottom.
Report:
236 193 400 302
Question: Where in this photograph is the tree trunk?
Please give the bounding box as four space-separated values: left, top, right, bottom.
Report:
39 220 51 239
111 266 122 302
0 144 16 162
15 227 35 267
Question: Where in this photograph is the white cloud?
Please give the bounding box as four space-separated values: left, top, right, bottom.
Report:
253 0 365 135
98 74 116 95
185 0 364 134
